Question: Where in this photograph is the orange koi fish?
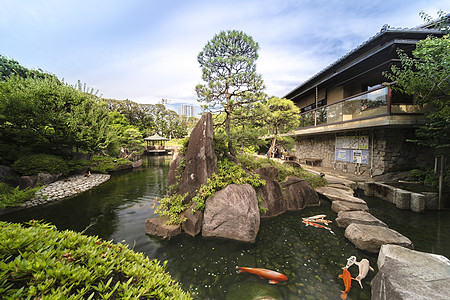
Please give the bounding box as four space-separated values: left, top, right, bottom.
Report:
237 267 288 284
339 268 355 300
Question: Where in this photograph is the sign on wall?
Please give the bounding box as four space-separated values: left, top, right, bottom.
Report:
335 135 369 164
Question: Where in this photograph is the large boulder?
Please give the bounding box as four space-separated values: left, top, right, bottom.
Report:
145 216 181 239
336 210 388 228
167 153 184 195
344 223 413 253
202 184 260 243
178 113 217 203
281 176 320 210
256 176 284 218
372 244 450 300
254 167 279 181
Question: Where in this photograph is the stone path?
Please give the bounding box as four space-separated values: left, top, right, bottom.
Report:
21 174 110 208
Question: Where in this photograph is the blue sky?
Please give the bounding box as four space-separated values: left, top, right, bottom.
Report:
1 0 449 112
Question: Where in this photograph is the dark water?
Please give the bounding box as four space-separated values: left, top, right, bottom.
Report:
1 155 448 299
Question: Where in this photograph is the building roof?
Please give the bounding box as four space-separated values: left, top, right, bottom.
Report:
283 26 446 101
144 134 169 141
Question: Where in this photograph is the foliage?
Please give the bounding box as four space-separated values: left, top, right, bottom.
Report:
0 183 42 208
0 76 117 164
385 33 450 152
0 55 56 81
12 154 70 176
237 153 327 188
196 30 266 156
89 156 132 174
154 193 189 225
0 220 191 299
191 159 266 211
122 128 144 153
407 167 450 188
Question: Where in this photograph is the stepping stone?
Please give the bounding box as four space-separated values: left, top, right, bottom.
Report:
331 200 369 213
316 186 366 204
336 210 388 228
145 216 181 239
344 223 413 253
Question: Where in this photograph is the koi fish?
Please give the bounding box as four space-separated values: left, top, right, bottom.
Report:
304 214 326 220
354 258 374 289
302 220 332 230
237 267 288 284
339 268 355 300
302 217 332 225
343 255 357 270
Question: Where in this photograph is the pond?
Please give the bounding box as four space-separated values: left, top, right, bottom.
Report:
2 155 448 299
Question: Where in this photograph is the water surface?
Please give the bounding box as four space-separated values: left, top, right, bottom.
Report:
2 156 448 299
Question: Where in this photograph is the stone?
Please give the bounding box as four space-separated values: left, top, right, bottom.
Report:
36 172 61 185
393 189 410 210
0 165 17 182
145 216 181 239
326 183 354 195
316 186 366 204
18 175 37 189
372 183 396 203
281 176 320 210
372 244 450 300
410 193 425 213
202 184 260 243
422 192 438 210
344 223 413 253
178 112 217 203
167 153 184 195
254 166 279 181
331 200 369 213
181 202 203 237
336 210 388 228
255 175 285 218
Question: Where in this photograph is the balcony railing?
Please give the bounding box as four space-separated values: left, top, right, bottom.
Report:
298 86 392 128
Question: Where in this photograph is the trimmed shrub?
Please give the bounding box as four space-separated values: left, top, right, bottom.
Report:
12 154 70 176
0 220 192 299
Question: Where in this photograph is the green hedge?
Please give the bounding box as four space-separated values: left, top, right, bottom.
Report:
12 154 70 176
0 221 192 299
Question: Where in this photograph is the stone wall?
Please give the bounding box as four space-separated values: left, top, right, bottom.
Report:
293 128 433 176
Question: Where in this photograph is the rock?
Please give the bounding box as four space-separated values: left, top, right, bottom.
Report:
344 223 413 253
202 184 259 243
326 183 354 195
0 165 17 182
422 192 439 210
254 166 279 181
18 175 37 189
181 202 203 237
393 189 410 210
145 216 181 239
132 159 142 168
256 175 284 218
316 186 366 204
167 153 184 195
331 200 369 213
372 244 450 300
37 172 61 185
410 193 425 213
281 176 320 210
336 210 388 228
114 163 133 171
178 112 217 203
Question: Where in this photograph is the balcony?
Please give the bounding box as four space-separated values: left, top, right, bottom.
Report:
295 84 427 135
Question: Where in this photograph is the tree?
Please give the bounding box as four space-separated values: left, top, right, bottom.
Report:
385 34 450 152
196 30 266 157
1 55 56 81
264 97 300 156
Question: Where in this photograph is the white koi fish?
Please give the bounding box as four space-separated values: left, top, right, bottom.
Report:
343 255 357 270
304 214 326 220
354 258 374 288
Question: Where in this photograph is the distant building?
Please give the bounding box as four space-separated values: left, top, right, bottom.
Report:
178 104 195 117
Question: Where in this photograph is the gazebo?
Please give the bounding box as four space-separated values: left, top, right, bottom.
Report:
144 134 169 153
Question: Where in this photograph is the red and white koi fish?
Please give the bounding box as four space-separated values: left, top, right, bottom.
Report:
237 267 288 284
339 268 355 300
302 220 335 235
354 258 374 289
302 217 332 225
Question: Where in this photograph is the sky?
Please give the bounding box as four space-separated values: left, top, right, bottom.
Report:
1 0 449 113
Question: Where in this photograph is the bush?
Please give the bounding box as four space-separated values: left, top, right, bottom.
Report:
90 155 132 174
0 183 42 208
12 154 69 176
0 220 192 299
